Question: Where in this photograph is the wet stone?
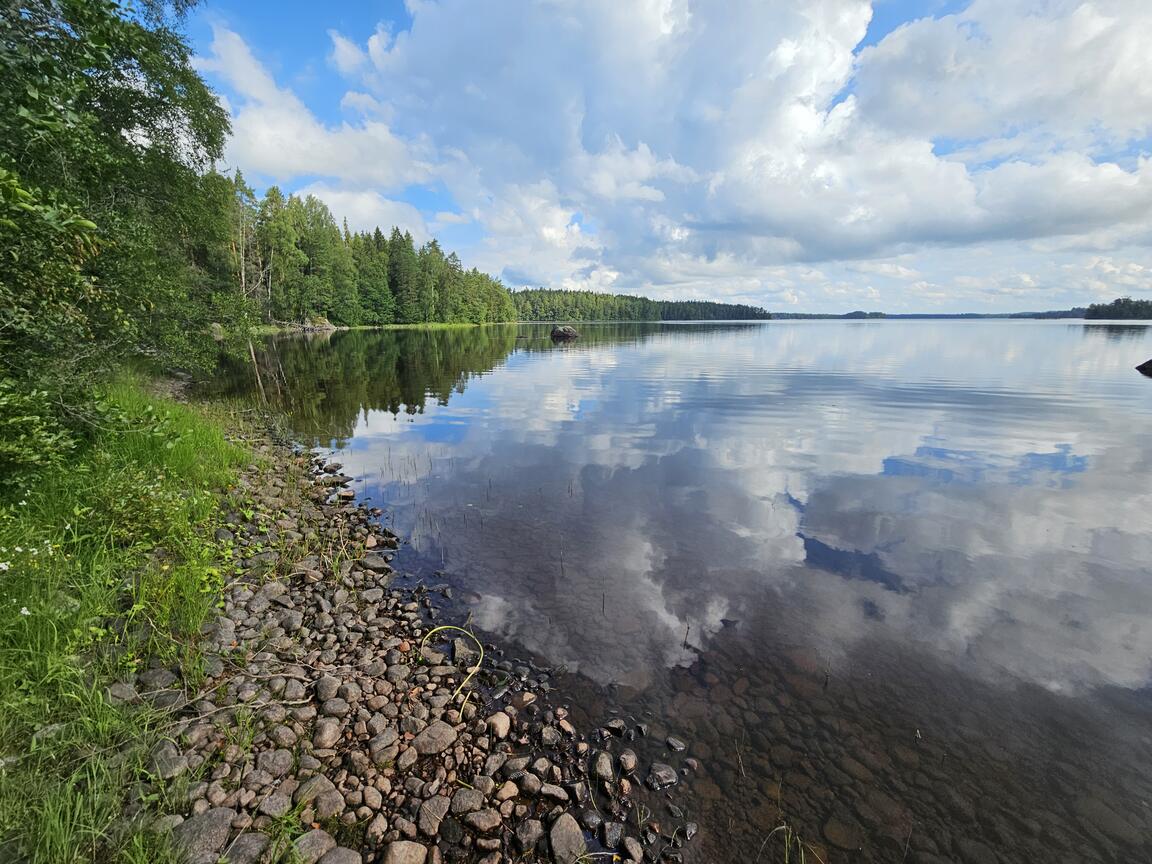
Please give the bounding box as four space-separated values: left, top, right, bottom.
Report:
603 821 625 848
592 751 614 781
955 839 1000 864
823 815 864 850
646 763 678 791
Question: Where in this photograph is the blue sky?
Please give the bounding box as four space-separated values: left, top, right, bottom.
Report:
187 0 1152 313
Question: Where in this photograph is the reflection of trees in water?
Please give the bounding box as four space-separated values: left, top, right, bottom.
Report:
1081 323 1151 342
219 327 519 445
515 321 767 352
215 323 768 445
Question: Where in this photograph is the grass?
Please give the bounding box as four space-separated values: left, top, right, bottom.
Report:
0 377 250 863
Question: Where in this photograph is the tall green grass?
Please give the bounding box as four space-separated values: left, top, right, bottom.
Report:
0 379 248 863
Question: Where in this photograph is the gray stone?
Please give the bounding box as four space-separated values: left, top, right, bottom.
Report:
366 813 389 843
317 849 361 864
293 829 337 864
294 774 337 806
316 676 340 701
258 792 292 818
360 553 392 573
381 841 428 864
256 749 293 778
549 812 587 864
139 668 178 690
540 783 569 801
315 789 345 819
322 698 350 717
412 720 457 755
622 837 643 862
171 807 234 861
418 795 451 836
450 787 484 814
149 740 188 780
464 808 502 833
313 718 342 749
222 832 270 864
666 736 686 752
516 818 544 852
108 681 140 704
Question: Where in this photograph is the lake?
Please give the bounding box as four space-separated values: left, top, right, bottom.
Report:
223 320 1152 862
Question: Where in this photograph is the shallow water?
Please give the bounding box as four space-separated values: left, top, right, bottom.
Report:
224 321 1152 861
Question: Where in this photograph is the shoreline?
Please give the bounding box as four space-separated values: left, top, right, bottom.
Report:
138 416 703 863
0 381 703 864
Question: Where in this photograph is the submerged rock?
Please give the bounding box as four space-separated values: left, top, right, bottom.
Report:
1137 358 1152 377
550 325 579 341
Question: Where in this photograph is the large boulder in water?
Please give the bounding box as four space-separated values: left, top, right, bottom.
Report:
550 325 579 341
1137 359 1152 377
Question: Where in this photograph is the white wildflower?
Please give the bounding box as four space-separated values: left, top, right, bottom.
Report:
0 562 8 571
19 607 30 616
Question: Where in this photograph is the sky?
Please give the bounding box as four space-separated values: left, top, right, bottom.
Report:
186 0 1152 314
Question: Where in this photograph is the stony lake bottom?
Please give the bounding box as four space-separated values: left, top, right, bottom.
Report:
216 320 1152 863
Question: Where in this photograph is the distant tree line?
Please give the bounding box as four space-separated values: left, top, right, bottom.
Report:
512 288 771 321
1085 298 1152 319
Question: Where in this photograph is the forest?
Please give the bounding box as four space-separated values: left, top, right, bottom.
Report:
1084 297 1152 319
0 0 515 490
223 177 515 328
512 288 771 321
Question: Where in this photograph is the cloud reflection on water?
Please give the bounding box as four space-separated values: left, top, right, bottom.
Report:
264 321 1152 696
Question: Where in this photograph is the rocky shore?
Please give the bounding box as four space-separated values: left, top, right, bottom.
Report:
116 435 701 864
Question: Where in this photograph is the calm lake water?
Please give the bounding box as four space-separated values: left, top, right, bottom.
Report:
226 321 1152 862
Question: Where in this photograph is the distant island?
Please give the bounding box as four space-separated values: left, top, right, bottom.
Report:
512 288 772 321
1084 298 1152 319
